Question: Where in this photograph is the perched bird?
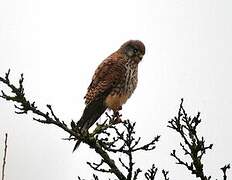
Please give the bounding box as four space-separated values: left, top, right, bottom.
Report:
73 40 145 151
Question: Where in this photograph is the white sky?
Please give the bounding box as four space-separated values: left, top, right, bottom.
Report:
0 0 232 179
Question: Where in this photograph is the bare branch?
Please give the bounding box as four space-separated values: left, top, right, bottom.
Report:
168 99 212 180
133 168 142 180
162 169 169 180
95 120 160 179
0 70 166 180
144 164 158 180
118 157 129 171
132 135 160 152
0 70 127 180
93 174 99 180
87 160 111 173
221 164 230 180
1 133 8 180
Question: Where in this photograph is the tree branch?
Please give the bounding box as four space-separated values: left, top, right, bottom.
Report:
162 169 169 180
0 70 127 180
221 164 230 180
1 133 8 180
133 168 141 180
0 70 166 180
144 164 158 180
168 99 212 180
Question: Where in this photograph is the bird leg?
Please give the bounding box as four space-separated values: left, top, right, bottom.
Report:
111 106 122 124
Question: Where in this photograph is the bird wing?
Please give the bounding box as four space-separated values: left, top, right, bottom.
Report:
75 55 126 134
84 55 126 105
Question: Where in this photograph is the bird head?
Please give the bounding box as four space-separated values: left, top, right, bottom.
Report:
120 40 145 64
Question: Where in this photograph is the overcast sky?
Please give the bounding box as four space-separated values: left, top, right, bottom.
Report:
0 0 232 179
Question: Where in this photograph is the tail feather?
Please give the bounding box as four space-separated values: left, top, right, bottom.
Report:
77 100 107 131
72 97 107 152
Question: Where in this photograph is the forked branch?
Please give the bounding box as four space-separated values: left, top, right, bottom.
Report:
168 99 230 180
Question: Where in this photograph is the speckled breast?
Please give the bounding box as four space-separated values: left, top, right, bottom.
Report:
105 63 138 111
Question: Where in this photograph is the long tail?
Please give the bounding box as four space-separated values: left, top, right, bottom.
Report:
72 98 107 152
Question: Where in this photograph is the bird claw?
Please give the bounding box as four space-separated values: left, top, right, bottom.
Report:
110 110 122 124
113 116 122 124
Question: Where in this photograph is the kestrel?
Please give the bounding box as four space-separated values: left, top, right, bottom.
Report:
73 40 145 151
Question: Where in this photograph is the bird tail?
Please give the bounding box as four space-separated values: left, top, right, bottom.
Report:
72 98 107 152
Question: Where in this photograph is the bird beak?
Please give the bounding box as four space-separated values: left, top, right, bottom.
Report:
139 54 143 60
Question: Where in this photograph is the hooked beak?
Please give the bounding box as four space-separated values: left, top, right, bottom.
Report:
139 54 143 60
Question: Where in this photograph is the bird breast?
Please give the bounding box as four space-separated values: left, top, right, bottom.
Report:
105 94 130 111
105 63 138 111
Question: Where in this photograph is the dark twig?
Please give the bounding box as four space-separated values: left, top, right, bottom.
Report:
162 169 169 180
95 120 160 179
92 174 99 180
87 119 160 179
133 168 141 180
144 164 158 180
168 99 212 180
1 133 8 180
221 164 230 180
87 160 111 173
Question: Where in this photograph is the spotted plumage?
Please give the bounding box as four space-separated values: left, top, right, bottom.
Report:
73 40 145 151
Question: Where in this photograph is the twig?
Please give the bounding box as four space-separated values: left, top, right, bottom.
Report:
144 164 158 180
133 168 141 180
2 133 8 180
96 120 160 179
93 174 99 180
162 169 169 180
168 99 211 180
87 160 111 173
221 164 230 180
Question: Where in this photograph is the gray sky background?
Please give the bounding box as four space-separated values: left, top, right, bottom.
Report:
0 0 232 179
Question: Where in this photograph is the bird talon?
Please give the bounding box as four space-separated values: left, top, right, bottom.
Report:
114 117 122 124
118 106 122 111
110 109 123 124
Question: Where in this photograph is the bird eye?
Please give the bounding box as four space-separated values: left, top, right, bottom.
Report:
133 49 138 53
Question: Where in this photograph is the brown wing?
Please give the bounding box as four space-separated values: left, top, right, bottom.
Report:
84 55 126 104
